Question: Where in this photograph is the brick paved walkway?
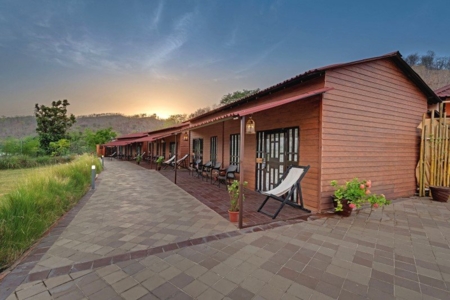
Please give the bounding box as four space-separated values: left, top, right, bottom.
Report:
1 159 450 300
139 162 311 227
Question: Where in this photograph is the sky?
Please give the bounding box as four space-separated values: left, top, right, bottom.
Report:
1 0 449 118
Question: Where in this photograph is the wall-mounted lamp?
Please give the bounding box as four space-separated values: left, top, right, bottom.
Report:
183 132 189 141
246 117 256 134
161 139 165 143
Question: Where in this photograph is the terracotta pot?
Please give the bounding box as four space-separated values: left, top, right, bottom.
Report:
333 199 353 217
429 186 450 202
228 210 239 222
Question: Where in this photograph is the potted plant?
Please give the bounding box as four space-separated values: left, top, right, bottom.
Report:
227 180 248 222
156 156 164 171
429 186 450 202
331 178 390 216
135 154 142 165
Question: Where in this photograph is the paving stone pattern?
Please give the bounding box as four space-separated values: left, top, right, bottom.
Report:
141 163 311 227
29 161 236 274
6 191 450 299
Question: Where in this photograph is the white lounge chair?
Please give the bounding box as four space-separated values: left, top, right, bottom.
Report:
257 165 311 219
172 154 189 169
108 152 117 160
162 156 176 169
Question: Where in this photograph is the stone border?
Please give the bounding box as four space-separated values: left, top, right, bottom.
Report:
20 218 307 284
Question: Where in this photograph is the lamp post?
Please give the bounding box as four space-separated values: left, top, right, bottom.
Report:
91 165 96 190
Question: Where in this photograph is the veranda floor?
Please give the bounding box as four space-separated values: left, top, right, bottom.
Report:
135 161 311 228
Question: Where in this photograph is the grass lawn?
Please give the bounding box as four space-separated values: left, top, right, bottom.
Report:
0 168 38 198
0 154 102 270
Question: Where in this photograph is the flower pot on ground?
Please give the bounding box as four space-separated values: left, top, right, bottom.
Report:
332 198 353 217
227 180 248 222
331 178 390 216
228 210 239 222
135 154 142 165
429 186 450 202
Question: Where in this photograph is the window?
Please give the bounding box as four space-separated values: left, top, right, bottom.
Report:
169 142 175 157
210 136 217 163
230 134 240 167
193 138 203 161
136 144 141 155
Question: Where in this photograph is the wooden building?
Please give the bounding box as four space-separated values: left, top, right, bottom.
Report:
102 124 189 162
435 84 450 112
182 52 440 212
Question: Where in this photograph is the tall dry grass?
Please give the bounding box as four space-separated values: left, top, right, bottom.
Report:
0 154 102 270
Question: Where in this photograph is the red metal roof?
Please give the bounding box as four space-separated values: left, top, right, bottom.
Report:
435 84 450 98
181 114 235 132
189 51 440 122
116 132 148 140
153 128 187 140
144 123 188 135
132 133 162 143
235 87 333 117
103 140 131 147
181 87 332 132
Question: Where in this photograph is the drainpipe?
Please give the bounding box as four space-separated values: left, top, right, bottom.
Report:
239 116 245 229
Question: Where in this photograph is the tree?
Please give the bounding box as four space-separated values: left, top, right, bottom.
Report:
49 139 70 156
188 107 212 119
164 114 188 127
420 51 436 69
84 128 117 151
0 136 40 156
1 137 20 155
35 100 76 154
21 136 40 156
404 53 419 66
68 131 89 154
220 89 260 105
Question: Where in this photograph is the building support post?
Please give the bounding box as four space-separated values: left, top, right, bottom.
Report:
239 116 245 229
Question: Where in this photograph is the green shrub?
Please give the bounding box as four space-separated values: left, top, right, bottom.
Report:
0 154 102 270
0 155 75 170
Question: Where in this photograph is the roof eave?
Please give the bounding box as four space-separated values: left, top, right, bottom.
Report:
391 53 441 105
188 71 325 122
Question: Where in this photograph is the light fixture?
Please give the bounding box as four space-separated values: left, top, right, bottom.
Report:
183 132 188 141
246 117 256 134
161 139 165 143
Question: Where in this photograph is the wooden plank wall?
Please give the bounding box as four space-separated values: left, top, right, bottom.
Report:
320 59 427 211
190 77 325 211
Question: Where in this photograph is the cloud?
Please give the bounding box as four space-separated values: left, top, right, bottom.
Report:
187 57 223 69
26 29 127 72
234 40 284 76
148 0 164 32
144 11 195 69
225 27 238 47
149 69 179 81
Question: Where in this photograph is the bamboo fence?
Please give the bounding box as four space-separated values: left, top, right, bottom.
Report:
418 103 450 196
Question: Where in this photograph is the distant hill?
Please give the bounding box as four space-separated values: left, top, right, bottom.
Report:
412 65 450 90
2 65 450 140
0 113 167 139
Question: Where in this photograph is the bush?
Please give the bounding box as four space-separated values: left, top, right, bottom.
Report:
0 155 75 170
0 154 102 270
